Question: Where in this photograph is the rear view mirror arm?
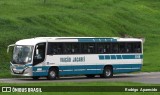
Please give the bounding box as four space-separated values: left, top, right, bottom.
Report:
7 44 15 53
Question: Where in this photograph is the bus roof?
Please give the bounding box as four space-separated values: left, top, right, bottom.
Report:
15 37 143 45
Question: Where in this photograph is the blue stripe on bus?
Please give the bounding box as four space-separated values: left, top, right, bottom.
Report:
99 54 143 60
15 63 32 70
32 66 50 76
33 72 48 76
78 38 117 42
99 55 105 60
32 64 142 76
105 55 110 59
113 64 142 69
122 55 136 59
112 39 117 42
59 65 103 75
113 64 142 73
111 55 116 59
116 55 122 59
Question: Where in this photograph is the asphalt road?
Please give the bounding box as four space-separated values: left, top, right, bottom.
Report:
0 72 160 84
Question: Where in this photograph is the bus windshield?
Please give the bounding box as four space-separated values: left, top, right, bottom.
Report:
12 45 33 64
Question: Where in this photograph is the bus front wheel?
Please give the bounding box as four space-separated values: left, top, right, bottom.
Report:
101 66 113 78
47 68 58 80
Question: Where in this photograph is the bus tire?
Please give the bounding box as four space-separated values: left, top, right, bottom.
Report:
101 66 113 78
86 74 95 78
32 76 40 80
47 68 58 80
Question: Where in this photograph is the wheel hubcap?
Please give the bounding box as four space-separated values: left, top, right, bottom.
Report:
105 69 111 76
50 71 56 78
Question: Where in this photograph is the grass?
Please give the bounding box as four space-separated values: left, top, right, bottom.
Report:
0 0 160 77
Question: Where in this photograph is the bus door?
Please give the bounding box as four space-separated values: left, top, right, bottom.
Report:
33 43 46 76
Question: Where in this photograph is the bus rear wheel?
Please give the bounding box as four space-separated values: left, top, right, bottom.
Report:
47 68 58 80
101 66 113 78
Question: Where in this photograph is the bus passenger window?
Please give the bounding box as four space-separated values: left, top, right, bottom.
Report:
133 42 141 53
105 43 111 53
81 43 95 54
119 43 125 53
64 44 72 54
97 43 111 54
71 43 79 54
97 43 106 54
112 43 119 53
97 44 104 53
63 43 80 54
88 44 95 53
126 43 132 53
82 44 88 53
47 43 63 55
55 44 63 54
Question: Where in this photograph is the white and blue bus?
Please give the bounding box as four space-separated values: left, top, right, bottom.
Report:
8 37 143 80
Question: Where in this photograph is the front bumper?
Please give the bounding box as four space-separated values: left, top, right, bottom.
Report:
10 63 33 76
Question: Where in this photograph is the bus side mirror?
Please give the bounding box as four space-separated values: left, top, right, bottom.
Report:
7 44 15 53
